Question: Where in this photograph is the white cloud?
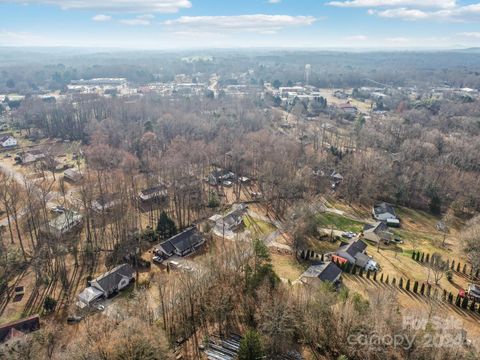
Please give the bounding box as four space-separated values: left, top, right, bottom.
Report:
344 35 368 41
268 0 282 3
0 31 45 46
92 14 112 21
458 32 480 38
119 19 150 26
369 4 480 21
164 15 316 34
0 0 192 13
328 1 456 9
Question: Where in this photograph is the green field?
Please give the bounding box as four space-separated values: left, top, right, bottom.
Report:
316 212 365 233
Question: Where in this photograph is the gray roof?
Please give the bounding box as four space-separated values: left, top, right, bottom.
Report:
158 227 204 256
302 262 342 282
337 240 367 258
373 202 396 217
364 222 388 234
91 264 134 294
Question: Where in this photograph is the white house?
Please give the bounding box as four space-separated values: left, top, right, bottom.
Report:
77 264 135 308
0 135 17 148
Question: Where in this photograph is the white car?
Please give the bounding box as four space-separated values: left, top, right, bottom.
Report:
365 260 379 272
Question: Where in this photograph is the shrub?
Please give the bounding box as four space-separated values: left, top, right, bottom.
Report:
446 270 453 282
43 296 57 313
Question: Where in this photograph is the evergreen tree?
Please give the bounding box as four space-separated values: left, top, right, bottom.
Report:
392 278 396 286
238 330 264 360
373 271 377 281
448 293 453 303
455 295 461 307
420 283 425 295
420 253 425 262
462 264 467 274
43 296 57 313
406 279 411 291
385 275 389 285
425 253 430 263
380 273 384 282
427 284 432 297
442 289 447 301
413 281 418 293
156 211 177 240
470 300 476 312
451 260 455 270
399 277 403 288
457 263 461 272
462 296 469 309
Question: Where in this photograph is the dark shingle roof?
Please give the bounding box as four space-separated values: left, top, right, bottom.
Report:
93 264 134 294
159 227 204 255
303 262 342 283
337 240 367 257
0 315 40 343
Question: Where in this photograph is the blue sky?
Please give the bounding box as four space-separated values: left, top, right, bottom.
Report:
0 0 480 49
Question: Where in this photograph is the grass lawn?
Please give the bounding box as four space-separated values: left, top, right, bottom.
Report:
316 212 365 233
244 215 276 237
270 253 307 282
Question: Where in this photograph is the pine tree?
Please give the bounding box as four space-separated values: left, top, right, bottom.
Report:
448 293 453 303
411 251 416 260
425 253 430 263
406 279 411 291
457 263 461 272
451 260 455 270
399 277 403 288
238 330 264 360
385 275 390 285
455 295 461 307
416 252 420 261
462 264 467 274
420 253 425 262
413 281 419 293
373 271 377 281
442 289 447 301
392 278 396 286
156 211 177 240
427 284 432 297
462 296 469 309
420 283 425 295
380 273 384 282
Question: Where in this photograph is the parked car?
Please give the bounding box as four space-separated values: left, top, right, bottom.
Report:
153 255 164 264
67 316 83 324
14 286 25 297
50 205 66 214
365 260 380 272
342 232 356 239
393 238 404 244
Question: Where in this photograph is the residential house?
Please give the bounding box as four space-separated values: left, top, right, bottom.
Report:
44 210 83 237
155 226 205 259
467 284 480 301
77 264 134 308
338 103 358 114
92 193 122 213
372 202 398 222
363 222 394 244
0 315 40 343
334 240 368 265
300 262 342 286
333 240 378 270
63 169 83 183
0 134 17 148
18 150 45 164
138 184 168 203
214 204 247 233
207 168 236 186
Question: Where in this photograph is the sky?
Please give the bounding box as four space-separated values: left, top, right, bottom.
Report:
0 0 480 49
